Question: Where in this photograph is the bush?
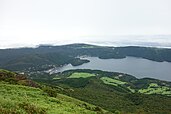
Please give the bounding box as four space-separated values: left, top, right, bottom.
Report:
114 110 121 114
0 107 19 114
94 106 102 112
42 86 58 97
19 102 46 114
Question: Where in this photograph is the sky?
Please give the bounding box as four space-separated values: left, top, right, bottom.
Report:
0 0 171 49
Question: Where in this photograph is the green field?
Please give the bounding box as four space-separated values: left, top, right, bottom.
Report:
100 77 127 86
53 77 61 80
0 82 106 114
139 83 171 96
68 72 96 78
127 86 135 93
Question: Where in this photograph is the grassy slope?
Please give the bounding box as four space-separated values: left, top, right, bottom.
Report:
43 70 171 114
139 83 171 95
100 77 171 95
3 69 171 113
0 82 106 114
53 71 171 96
0 69 109 114
61 78 171 114
1 82 109 114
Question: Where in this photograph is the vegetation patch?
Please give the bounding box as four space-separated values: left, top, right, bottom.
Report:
101 77 127 86
0 82 106 114
127 86 135 93
0 69 16 75
68 72 96 78
22 69 171 114
52 77 61 80
138 83 171 96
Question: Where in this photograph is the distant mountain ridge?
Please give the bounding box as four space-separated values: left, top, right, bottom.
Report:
0 43 171 71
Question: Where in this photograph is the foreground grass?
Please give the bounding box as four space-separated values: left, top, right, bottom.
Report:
0 82 106 114
68 72 96 79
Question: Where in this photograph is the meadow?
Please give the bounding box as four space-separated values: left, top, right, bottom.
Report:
0 81 108 114
68 72 96 78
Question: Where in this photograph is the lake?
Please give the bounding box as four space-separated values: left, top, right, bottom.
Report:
49 57 171 81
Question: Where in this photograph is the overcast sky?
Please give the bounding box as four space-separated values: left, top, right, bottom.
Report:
0 0 171 48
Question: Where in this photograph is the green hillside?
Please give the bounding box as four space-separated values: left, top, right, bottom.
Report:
33 69 171 114
0 82 108 114
0 69 109 114
1 68 171 114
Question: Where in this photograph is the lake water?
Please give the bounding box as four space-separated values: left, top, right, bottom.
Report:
50 57 171 81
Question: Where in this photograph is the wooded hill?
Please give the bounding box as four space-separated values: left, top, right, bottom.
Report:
0 43 171 71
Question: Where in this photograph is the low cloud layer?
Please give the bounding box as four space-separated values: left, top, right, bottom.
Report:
0 0 171 49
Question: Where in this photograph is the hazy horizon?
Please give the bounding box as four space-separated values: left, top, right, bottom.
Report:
0 35 171 49
1 0 171 49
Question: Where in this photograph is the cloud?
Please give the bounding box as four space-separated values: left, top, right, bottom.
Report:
0 0 171 48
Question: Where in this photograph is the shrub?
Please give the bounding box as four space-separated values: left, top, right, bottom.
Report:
42 86 58 97
114 110 121 114
0 107 19 114
94 106 102 112
19 102 46 114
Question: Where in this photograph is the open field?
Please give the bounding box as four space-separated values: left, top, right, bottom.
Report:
68 72 96 78
138 83 171 96
100 77 127 86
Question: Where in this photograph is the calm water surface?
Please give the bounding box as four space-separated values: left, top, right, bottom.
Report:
51 57 171 81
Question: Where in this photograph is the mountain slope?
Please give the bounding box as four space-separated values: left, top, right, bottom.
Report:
33 69 171 114
0 82 108 114
0 69 110 114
